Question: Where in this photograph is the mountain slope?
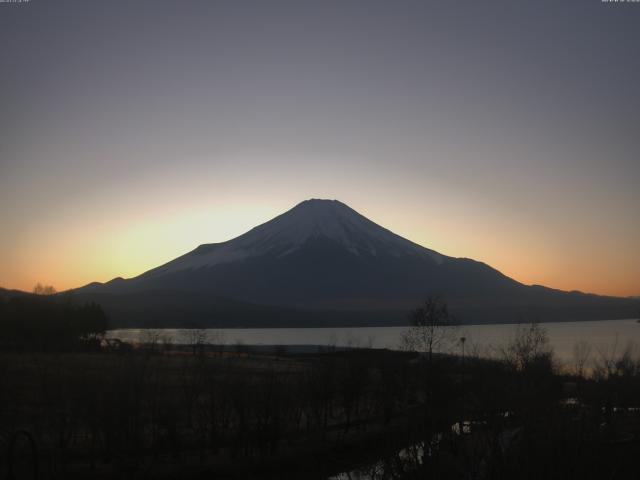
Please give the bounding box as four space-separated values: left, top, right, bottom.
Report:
0 287 32 300
74 199 639 326
137 198 445 280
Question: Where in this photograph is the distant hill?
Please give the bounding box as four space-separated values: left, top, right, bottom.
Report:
0 287 32 300
71 199 638 327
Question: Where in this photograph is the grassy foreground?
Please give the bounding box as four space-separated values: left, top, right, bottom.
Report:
1 335 640 479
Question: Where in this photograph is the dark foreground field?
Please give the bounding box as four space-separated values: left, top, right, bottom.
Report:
2 335 640 480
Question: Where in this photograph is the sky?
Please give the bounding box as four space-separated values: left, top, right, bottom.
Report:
1 0 639 297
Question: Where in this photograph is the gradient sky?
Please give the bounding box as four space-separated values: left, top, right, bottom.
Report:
1 0 639 297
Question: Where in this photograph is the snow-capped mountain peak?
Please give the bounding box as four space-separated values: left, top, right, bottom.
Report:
142 199 444 278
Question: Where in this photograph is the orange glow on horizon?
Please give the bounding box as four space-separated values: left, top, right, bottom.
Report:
1 197 638 298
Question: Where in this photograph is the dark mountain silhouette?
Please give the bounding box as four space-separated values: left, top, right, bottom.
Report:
0 287 33 300
72 199 638 327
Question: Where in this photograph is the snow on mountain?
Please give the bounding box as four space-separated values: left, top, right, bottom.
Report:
142 199 445 279
73 199 639 326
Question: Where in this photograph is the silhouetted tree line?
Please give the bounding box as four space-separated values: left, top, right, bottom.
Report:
0 295 107 351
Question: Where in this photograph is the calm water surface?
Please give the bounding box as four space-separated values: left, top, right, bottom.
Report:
108 318 640 363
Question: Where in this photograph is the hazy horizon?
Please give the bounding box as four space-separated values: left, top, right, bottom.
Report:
1 0 639 297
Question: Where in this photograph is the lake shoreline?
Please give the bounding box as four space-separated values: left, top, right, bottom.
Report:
106 316 639 331
107 318 640 363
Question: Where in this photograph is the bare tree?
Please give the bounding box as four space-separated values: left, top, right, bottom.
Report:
572 340 592 378
593 335 620 380
33 283 57 295
400 296 456 363
184 328 207 356
178 328 208 355
208 329 226 356
500 322 553 372
160 334 173 354
594 339 638 379
141 329 161 354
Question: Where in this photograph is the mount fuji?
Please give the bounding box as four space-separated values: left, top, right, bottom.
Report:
73 199 638 327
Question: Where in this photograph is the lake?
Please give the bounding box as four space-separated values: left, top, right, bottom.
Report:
107 318 640 364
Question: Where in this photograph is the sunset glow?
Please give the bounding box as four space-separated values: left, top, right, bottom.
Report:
1 1 638 298
2 189 638 297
